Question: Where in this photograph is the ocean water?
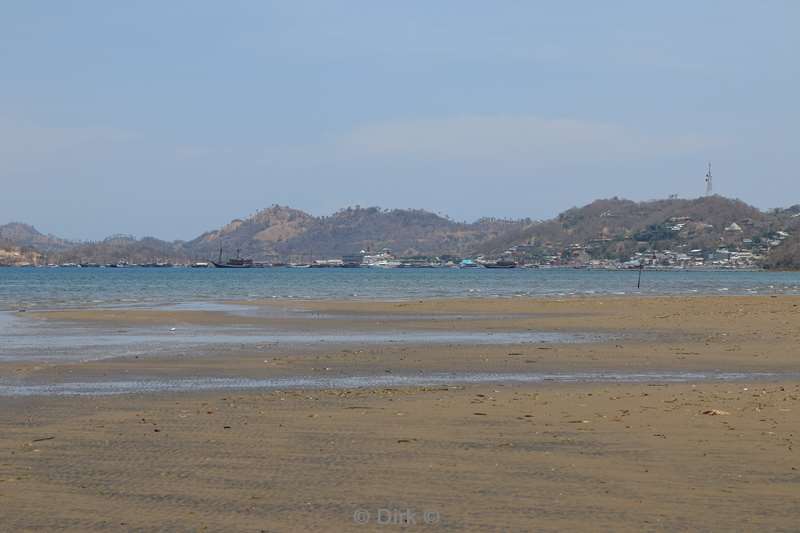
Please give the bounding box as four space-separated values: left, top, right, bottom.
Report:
1 267 800 310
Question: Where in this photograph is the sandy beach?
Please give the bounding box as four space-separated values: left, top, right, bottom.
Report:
2 296 799 531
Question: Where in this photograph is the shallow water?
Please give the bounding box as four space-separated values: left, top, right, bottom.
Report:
0 327 602 362
0 371 793 397
0 308 608 363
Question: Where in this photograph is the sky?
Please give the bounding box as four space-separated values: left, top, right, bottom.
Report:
1 1 798 241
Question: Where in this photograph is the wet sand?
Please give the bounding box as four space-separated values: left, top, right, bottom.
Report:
10 295 800 379
2 382 799 531
2 296 800 530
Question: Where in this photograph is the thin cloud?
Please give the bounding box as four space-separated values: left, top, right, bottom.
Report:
335 115 719 167
0 118 138 172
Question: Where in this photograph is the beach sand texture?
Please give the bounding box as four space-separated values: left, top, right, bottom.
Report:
1 296 799 531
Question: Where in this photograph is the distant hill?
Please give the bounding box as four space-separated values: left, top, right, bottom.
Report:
763 233 800 269
183 205 527 260
2 196 799 267
0 222 72 252
169 197 800 265
762 206 800 269
53 235 192 265
184 205 316 261
0 240 41 266
0 223 68 265
479 196 783 259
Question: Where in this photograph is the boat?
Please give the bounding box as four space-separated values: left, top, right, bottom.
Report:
483 260 518 269
368 260 402 268
107 261 133 268
310 259 342 268
397 260 436 268
341 253 364 268
211 248 254 268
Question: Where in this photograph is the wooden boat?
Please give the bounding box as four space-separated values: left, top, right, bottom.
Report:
211 248 254 268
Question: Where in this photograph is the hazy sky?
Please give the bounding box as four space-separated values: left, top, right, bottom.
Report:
1 1 798 240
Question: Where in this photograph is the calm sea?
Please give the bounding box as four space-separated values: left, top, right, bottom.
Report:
2 267 800 311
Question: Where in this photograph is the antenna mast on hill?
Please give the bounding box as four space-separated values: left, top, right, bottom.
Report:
705 162 713 196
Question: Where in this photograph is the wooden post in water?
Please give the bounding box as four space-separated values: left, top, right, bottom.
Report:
637 263 643 289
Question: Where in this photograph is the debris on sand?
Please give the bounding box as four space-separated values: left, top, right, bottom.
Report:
701 409 730 416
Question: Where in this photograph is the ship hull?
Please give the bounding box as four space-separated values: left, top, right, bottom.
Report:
211 262 254 269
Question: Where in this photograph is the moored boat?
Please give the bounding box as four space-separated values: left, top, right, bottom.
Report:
483 260 517 269
211 248 254 268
